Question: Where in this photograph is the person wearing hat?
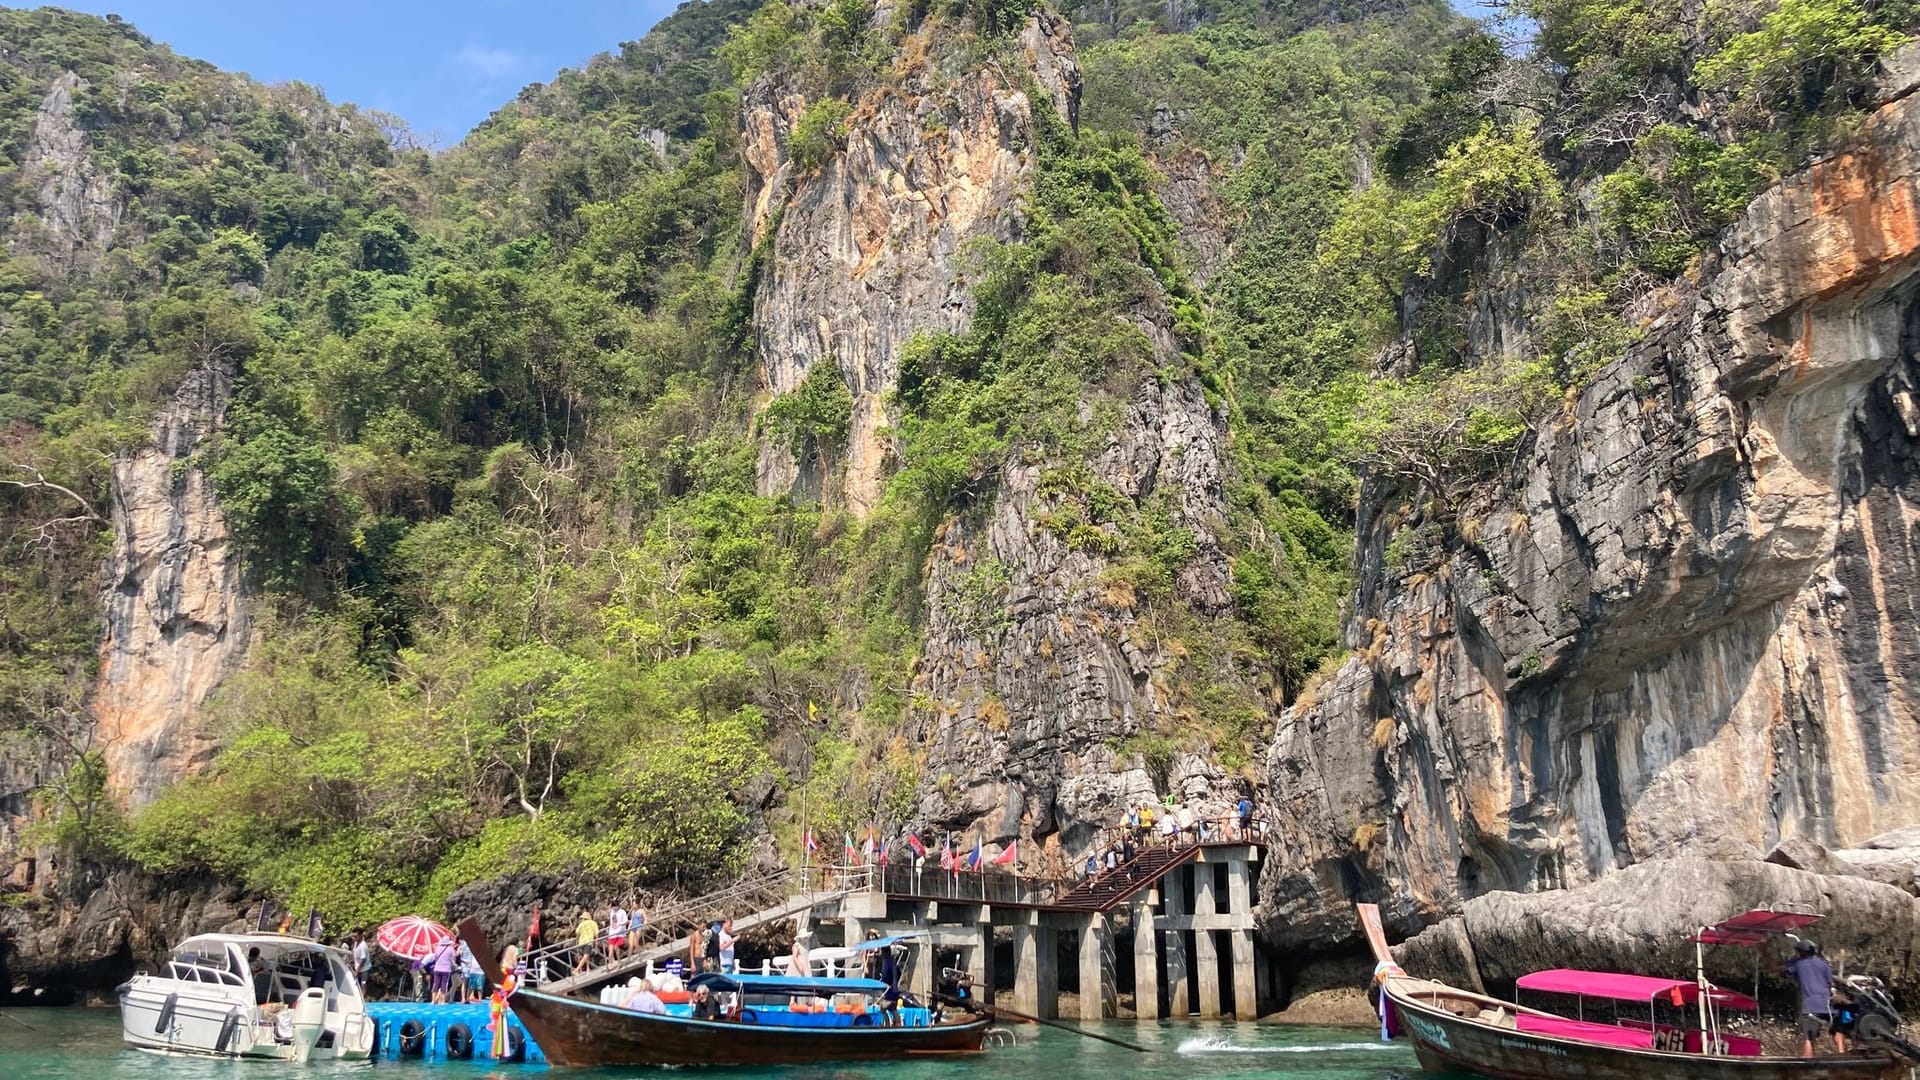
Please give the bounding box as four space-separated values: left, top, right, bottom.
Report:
789 930 812 976
1784 938 1840 1055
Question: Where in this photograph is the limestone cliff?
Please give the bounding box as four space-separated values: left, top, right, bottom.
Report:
12 69 121 265
743 14 1255 860
93 363 251 807
1259 51 1920 951
747 12 1081 513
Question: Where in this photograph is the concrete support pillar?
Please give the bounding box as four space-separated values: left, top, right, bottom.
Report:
913 939 935 1000
1132 895 1160 1020
1163 868 1189 1017
843 916 865 971
1035 924 1059 1019
1227 859 1252 918
1254 947 1273 1011
1194 926 1221 1019
1078 914 1113 1020
966 920 994 1006
1231 930 1258 1020
1011 920 1039 1015
1193 863 1220 1019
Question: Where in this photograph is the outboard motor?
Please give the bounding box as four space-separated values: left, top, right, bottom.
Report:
1838 975 1920 1064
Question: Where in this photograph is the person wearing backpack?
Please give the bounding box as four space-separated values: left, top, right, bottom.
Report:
702 921 721 973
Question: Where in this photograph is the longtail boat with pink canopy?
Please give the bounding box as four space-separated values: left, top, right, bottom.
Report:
1356 903 1920 1080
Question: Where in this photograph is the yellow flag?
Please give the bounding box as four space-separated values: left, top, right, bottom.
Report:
808 700 818 722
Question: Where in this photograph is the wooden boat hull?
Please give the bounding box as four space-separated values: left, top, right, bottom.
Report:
1384 979 1908 1080
507 988 991 1067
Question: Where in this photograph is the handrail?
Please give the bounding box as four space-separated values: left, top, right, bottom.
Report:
522 868 799 984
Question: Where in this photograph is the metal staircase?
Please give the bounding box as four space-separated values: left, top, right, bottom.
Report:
1045 842 1201 912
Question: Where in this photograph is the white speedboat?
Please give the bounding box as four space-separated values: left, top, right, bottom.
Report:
118 933 374 1061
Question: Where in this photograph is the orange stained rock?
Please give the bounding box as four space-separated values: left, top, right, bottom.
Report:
1804 137 1920 304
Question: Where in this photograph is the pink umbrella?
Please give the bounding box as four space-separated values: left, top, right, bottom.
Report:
376 916 453 961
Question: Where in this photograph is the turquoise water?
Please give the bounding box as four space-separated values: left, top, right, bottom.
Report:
2 1007 1420 1079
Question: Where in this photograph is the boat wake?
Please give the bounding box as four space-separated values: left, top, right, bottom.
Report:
1175 1036 1396 1054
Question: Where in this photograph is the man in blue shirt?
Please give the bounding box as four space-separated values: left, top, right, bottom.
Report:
1784 940 1839 1055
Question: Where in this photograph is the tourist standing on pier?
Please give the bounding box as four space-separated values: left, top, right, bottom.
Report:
456 939 483 1003
574 909 599 973
718 919 737 973
629 902 646 958
350 932 371 989
608 902 629 962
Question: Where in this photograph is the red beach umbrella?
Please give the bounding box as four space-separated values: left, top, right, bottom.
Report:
376 915 453 961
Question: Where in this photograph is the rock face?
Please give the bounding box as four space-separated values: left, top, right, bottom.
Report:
93 363 251 807
14 70 121 264
744 12 1080 513
1396 859 1920 995
1259 57 1920 951
910 370 1248 858
0 870 256 1004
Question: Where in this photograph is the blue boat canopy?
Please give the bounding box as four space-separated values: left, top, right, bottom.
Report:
687 972 890 996
848 933 927 953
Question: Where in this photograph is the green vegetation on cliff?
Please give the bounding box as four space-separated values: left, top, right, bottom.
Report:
6 0 1910 928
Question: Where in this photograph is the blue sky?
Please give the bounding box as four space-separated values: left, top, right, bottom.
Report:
43 0 690 147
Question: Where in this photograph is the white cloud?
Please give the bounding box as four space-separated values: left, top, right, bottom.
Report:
452 43 524 80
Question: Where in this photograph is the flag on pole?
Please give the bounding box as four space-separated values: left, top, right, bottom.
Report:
906 832 926 859
804 830 820 854
993 840 1018 867
844 832 859 864
878 839 890 866
863 827 875 863
966 840 983 871
939 843 955 872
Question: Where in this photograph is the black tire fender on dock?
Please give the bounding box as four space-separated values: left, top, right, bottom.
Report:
214 1007 242 1053
368 1018 381 1058
445 1022 475 1059
852 1013 873 1027
398 1018 427 1056
500 1024 527 1062
154 992 178 1034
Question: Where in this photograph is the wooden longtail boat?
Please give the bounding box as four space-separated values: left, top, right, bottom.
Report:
505 983 992 1067
1356 904 1913 1080
456 918 990 1068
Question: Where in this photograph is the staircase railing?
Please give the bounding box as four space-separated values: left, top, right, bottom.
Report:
523 868 797 985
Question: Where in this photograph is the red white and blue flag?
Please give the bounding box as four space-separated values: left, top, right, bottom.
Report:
804 830 819 854
906 833 926 859
877 839 890 865
940 843 955 872
966 840 983 871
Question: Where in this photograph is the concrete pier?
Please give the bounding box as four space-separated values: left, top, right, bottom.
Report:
789 841 1264 1022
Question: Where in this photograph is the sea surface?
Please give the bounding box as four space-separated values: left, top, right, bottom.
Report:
3 1006 1421 1080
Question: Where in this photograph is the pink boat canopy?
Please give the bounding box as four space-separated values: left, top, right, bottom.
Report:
1515 969 1761 1011
1689 907 1824 946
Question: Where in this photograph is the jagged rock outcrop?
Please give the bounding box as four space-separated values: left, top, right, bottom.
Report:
1396 859 1920 995
14 70 121 264
94 363 251 806
1260 52 1920 951
744 12 1080 513
0 870 255 1004
911 370 1244 858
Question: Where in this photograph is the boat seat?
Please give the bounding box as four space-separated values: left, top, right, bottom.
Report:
1477 1007 1516 1028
